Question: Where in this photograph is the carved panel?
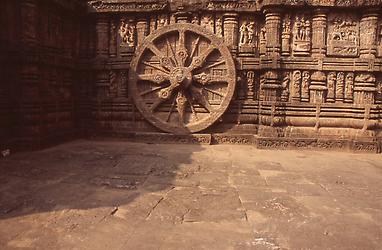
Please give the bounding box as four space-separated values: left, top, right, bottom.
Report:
327 13 359 57
292 14 311 56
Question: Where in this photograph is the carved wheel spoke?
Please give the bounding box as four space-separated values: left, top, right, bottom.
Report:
130 23 236 134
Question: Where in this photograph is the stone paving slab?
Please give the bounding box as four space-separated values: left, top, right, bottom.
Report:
0 140 382 249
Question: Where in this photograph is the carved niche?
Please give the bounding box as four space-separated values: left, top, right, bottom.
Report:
327 13 359 57
238 16 257 54
281 14 292 56
281 71 290 102
292 14 311 56
119 18 135 47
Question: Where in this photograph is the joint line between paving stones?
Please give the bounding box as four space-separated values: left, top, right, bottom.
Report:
145 186 175 220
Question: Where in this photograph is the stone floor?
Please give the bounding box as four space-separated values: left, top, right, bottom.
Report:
0 140 382 250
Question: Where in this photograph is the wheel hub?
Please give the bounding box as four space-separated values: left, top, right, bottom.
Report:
170 67 192 89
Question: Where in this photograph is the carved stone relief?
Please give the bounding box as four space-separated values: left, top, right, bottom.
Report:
344 72 354 102
354 73 376 104
239 17 257 54
292 14 311 56
336 72 345 102
327 14 359 57
119 19 135 47
301 71 310 102
291 70 302 102
157 14 169 28
327 72 336 102
282 14 291 56
281 72 290 102
201 14 214 32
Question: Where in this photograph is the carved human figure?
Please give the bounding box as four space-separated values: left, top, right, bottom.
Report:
158 14 168 28
191 15 199 25
336 72 345 102
119 20 128 44
281 72 290 102
239 21 248 45
247 22 255 44
215 17 223 37
127 24 135 46
327 72 336 102
260 27 266 41
328 15 359 56
305 20 311 40
201 15 214 32
301 71 310 101
345 72 354 102
282 15 291 35
292 70 302 101
294 16 301 40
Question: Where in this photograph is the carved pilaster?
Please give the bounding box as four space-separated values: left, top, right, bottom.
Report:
136 18 148 45
109 19 117 57
95 71 109 99
309 71 327 103
264 8 282 56
95 15 109 58
223 13 238 54
354 73 376 104
261 71 281 102
360 10 378 59
20 0 38 45
311 9 327 57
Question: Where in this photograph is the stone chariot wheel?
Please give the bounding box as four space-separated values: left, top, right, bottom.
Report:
129 23 236 134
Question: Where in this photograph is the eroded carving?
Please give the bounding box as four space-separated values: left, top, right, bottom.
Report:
292 14 311 55
119 19 135 47
327 14 359 56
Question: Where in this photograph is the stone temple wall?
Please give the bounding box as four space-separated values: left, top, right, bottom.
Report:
2 0 382 152
0 0 84 150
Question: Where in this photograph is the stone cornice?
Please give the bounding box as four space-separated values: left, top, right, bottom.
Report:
85 0 382 13
87 0 168 13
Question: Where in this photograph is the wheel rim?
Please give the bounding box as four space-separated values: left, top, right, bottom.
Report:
129 23 236 134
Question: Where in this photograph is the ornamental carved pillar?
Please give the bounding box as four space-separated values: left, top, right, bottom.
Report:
261 9 282 102
311 9 327 58
360 10 378 59
264 8 282 56
95 15 109 58
223 13 238 54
